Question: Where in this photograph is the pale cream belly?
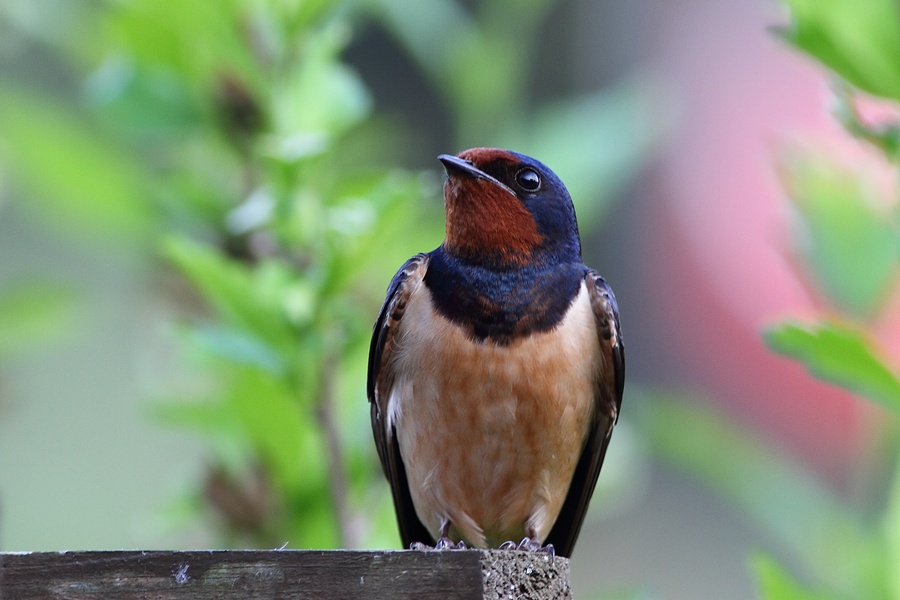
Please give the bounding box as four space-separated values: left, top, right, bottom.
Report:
387 282 600 547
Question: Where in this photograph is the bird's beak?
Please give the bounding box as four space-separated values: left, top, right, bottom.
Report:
438 154 491 181
438 154 514 196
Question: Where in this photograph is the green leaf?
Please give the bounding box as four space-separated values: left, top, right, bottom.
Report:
84 56 201 138
831 84 900 161
0 87 158 243
152 365 327 500
0 283 76 358
162 236 297 353
778 148 898 317
104 0 258 88
321 170 439 292
273 0 337 37
752 553 846 600
184 325 287 375
268 25 371 161
635 390 888 597
226 367 325 497
777 0 900 101
764 320 900 413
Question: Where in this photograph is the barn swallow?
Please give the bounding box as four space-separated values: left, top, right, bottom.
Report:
367 148 624 558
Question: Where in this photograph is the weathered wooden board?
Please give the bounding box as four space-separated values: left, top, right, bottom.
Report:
0 549 572 600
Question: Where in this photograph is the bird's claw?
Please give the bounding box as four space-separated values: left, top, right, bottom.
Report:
437 536 467 550
499 537 555 557
410 537 467 551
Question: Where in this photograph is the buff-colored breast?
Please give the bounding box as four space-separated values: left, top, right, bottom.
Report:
386 280 600 547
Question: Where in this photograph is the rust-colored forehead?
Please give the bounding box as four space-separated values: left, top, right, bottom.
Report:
443 147 542 265
456 148 518 166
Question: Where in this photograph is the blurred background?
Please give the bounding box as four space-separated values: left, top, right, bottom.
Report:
2 0 899 599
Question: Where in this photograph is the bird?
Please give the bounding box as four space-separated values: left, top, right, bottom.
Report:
367 147 624 558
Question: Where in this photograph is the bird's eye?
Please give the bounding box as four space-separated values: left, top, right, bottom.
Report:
515 168 541 191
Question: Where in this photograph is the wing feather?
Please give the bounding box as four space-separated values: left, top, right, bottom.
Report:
367 253 434 548
543 270 624 557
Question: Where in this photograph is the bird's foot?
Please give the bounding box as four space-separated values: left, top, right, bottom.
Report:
499 537 555 557
410 537 467 551
437 536 468 550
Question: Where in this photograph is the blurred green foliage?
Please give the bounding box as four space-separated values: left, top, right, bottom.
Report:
644 1 900 598
614 3 900 599
5 0 899 597
775 0 900 102
0 283 74 359
765 322 900 413
770 2 900 415
0 0 657 566
2 0 441 550
364 0 668 226
752 553 837 600
775 147 898 318
636 391 890 598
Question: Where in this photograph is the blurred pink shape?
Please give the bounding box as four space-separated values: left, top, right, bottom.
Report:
642 0 900 477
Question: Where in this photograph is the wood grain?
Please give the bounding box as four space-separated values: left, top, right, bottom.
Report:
0 549 572 600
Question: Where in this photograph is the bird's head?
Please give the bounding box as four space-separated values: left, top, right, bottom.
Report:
438 148 581 268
